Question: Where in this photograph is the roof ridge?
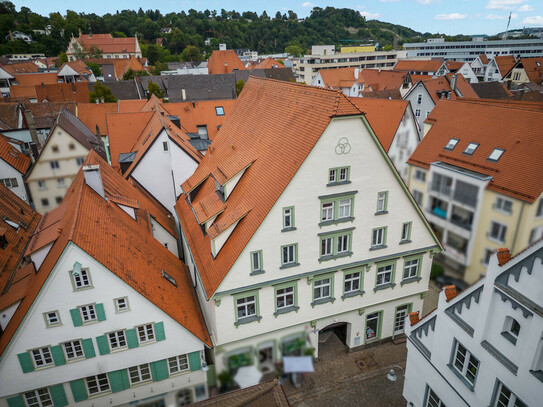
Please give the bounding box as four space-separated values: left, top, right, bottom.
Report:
455 98 543 113
249 75 359 95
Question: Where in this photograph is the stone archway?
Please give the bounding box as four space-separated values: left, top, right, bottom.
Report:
318 321 350 361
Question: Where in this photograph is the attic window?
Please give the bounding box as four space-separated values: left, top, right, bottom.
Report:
161 270 177 287
463 143 479 156
444 138 459 151
3 217 19 230
488 148 505 162
215 106 225 116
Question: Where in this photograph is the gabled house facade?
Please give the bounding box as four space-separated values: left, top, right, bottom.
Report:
503 57 543 88
0 151 211 407
484 55 517 83
312 67 362 97
66 33 142 62
470 54 489 82
436 61 478 84
176 78 442 378
406 99 543 284
0 134 31 202
403 242 543 407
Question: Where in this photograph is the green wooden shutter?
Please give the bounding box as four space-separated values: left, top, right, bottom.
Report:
96 335 110 355
154 321 166 341
17 352 34 373
69 380 88 402
49 384 68 407
151 359 169 382
188 351 201 371
126 329 138 348
81 338 96 358
7 396 24 407
70 308 82 327
95 303 106 321
108 369 129 393
51 345 66 366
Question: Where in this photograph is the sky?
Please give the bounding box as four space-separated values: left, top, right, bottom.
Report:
11 0 543 36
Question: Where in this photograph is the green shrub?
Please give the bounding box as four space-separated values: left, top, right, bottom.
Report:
430 263 444 280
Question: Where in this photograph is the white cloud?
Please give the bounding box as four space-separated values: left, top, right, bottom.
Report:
518 5 534 11
435 13 467 20
487 13 518 19
523 15 543 24
486 0 526 11
360 11 382 19
301 2 315 7
418 0 439 4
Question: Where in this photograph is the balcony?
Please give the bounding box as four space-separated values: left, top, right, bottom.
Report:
450 205 474 231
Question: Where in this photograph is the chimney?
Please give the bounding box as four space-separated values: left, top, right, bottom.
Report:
450 74 457 92
408 311 420 326
444 285 457 302
23 108 41 154
83 165 105 198
354 68 359 79
100 97 105 104
95 98 99 104
496 248 511 266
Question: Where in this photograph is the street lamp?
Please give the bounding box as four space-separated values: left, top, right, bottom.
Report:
386 365 404 382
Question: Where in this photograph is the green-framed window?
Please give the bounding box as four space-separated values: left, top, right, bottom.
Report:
280 243 299 269
365 311 383 342
250 250 264 275
318 227 354 262
274 282 299 317
342 267 364 299
233 291 262 326
376 191 389 214
371 226 387 250
393 303 412 335
401 254 423 285
328 166 351 186
374 260 396 291
282 207 296 231
311 274 335 307
401 222 412 243
318 191 357 226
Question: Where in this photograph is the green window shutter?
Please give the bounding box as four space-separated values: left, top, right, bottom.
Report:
69 379 88 402
96 335 110 355
82 338 96 358
70 308 82 327
95 303 106 321
51 345 66 366
154 321 166 341
108 369 129 393
7 396 25 407
49 384 68 407
126 329 138 349
17 352 34 373
151 359 169 382
188 351 201 372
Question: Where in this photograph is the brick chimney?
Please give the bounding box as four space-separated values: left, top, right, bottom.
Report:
444 285 457 302
496 248 511 266
408 311 420 326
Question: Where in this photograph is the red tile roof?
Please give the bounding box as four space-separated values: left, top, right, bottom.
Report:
444 61 465 72
419 74 479 105
0 263 35 311
0 185 41 293
176 78 363 297
0 62 39 75
410 74 433 83
478 54 489 65
59 60 93 76
494 55 517 76
0 134 31 173
409 99 543 203
35 82 90 103
359 69 409 91
76 34 138 54
252 57 282 69
319 67 357 89
350 98 409 151
394 59 443 73
9 72 58 99
107 111 154 167
77 103 118 136
0 150 210 357
207 50 246 74
520 57 543 84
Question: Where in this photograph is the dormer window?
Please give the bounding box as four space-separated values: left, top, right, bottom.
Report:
444 138 459 151
488 148 504 162
463 143 479 156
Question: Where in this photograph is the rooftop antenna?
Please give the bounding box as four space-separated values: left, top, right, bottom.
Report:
503 12 512 40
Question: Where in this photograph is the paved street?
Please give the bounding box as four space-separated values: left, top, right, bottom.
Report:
283 282 441 406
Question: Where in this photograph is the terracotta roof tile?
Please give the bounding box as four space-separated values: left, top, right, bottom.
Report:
207 50 246 74
409 99 543 203
410 74 433 83
191 192 225 223
77 102 118 136
319 67 357 89
420 74 479 104
359 69 409 91
9 72 58 99
351 98 408 151
0 134 31 173
108 194 139 208
479 54 489 65
35 82 90 103
118 99 147 112
0 185 41 292
0 103 19 129
0 263 35 311
252 57 282 70
394 59 443 73
1 62 39 75
176 77 363 297
59 60 93 76
107 111 154 167
494 55 517 76
519 57 543 83
444 61 465 72
24 101 77 129
0 151 210 357
76 34 138 54
207 201 251 240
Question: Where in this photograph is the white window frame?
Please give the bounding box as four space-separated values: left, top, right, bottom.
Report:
493 381 526 407
414 169 426 182
413 190 423 205
85 374 110 395
283 207 293 229
372 227 385 247
114 297 129 312
337 234 349 253
339 167 348 182
72 268 92 289
495 197 513 215
136 323 156 344
425 387 446 407
30 347 53 368
338 199 351 219
168 354 189 374
321 237 333 257
417 93 423 104
50 161 59 170
403 259 419 279
38 180 47 190
23 388 53 407
128 363 152 385
377 192 387 212
63 339 84 361
313 278 331 300
76 157 85 166
489 221 507 243
236 296 257 320
251 251 262 272
79 304 97 323
376 264 393 286
44 311 61 327
329 169 336 183
108 330 127 350
321 202 334 221
401 222 411 241
282 244 296 265
415 109 421 117
276 286 295 310
452 341 480 386
344 272 360 293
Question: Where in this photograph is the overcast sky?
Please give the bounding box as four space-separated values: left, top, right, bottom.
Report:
12 0 543 36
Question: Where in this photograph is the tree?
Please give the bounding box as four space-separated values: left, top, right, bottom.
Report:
181 45 202 62
144 43 162 65
147 81 164 98
122 68 150 80
58 52 68 65
89 82 117 103
151 61 168 75
86 62 101 77
88 45 102 58
236 78 244 96
285 45 304 57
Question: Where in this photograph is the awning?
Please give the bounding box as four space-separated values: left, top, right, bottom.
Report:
283 356 314 373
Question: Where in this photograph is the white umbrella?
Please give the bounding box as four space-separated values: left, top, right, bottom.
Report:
234 365 263 389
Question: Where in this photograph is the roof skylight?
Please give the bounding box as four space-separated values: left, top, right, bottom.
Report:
444 138 459 150
463 143 479 156
488 148 505 162
162 270 177 287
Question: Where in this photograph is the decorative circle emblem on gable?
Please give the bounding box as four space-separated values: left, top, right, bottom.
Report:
335 137 351 155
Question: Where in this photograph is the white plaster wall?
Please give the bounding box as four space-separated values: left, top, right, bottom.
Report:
0 159 27 202
0 301 21 331
30 243 53 271
150 216 178 257
387 106 420 180
404 83 434 140
169 135 199 203
0 243 205 401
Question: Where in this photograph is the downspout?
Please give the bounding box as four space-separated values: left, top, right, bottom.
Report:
510 201 525 253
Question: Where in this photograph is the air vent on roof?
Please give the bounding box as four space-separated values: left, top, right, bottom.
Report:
3 217 19 230
161 270 177 287
444 138 459 151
